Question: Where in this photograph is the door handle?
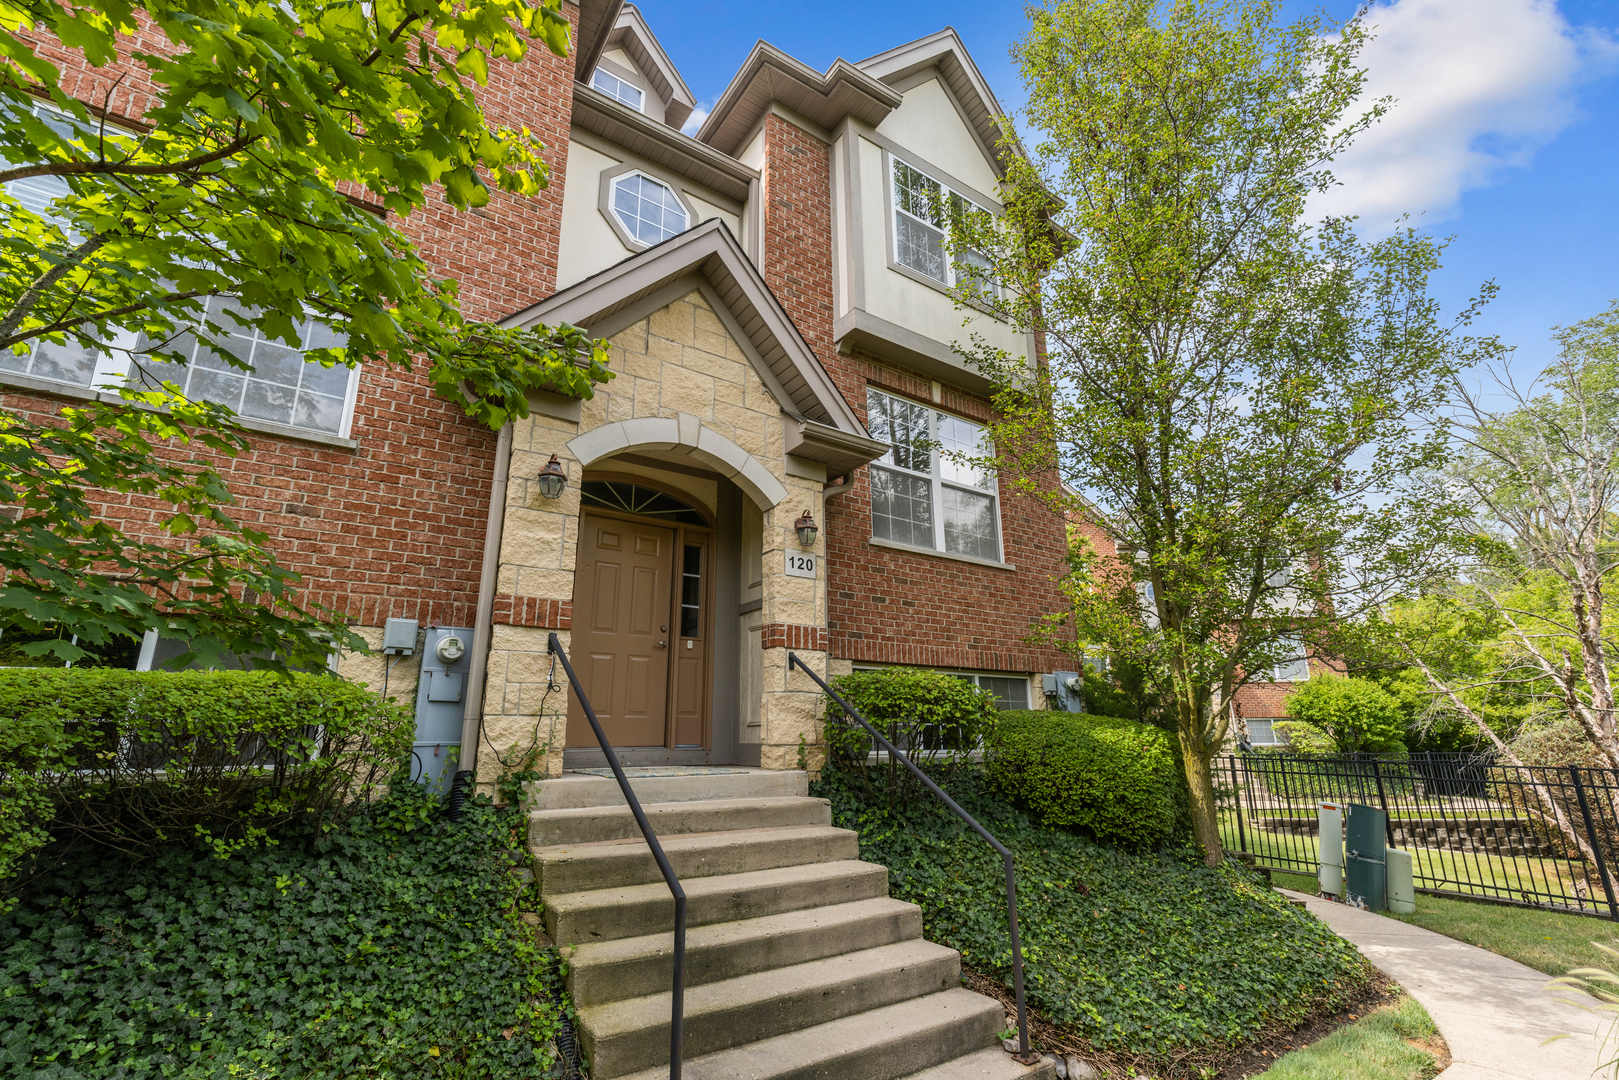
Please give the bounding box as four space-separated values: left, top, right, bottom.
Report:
656 640 667 649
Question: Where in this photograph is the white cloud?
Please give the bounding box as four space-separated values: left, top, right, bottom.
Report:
1312 0 1614 227
680 104 711 137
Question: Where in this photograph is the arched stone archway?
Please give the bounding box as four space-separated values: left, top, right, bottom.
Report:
566 413 788 511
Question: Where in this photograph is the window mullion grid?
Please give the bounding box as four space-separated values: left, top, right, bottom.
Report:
928 407 946 552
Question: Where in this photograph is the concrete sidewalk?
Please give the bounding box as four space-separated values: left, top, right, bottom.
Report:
1277 888 1613 1079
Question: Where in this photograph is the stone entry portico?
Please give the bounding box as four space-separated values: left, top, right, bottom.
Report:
473 223 886 782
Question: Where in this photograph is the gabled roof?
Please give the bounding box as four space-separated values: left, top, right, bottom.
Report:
573 0 624 84
502 220 888 475
572 81 757 203
602 4 698 131
695 42 903 156
856 28 1023 177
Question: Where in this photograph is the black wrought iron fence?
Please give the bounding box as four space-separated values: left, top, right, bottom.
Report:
1219 751 1619 920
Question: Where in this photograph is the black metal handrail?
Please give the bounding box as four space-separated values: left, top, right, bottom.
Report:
548 633 686 1078
787 652 1040 1064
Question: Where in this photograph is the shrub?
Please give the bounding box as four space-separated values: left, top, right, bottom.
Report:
0 668 413 861
0 786 567 1079
822 667 999 805
986 710 1179 849
1283 675 1407 753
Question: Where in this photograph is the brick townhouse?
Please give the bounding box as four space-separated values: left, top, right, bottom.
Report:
5 0 1074 782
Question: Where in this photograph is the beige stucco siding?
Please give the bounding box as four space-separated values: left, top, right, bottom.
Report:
851 134 1026 368
555 137 746 292
875 76 1000 197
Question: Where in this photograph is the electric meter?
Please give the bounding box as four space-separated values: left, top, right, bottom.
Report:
435 635 467 664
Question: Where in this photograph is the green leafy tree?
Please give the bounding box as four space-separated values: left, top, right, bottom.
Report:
0 0 610 669
1420 303 1619 771
952 0 1489 863
1280 674 1405 753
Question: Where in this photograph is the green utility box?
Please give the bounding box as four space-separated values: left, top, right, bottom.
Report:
1344 803 1387 912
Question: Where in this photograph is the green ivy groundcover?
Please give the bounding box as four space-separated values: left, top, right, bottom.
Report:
0 790 566 1080
816 770 1370 1054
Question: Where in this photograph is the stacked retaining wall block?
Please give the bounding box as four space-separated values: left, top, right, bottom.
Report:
1254 816 1555 857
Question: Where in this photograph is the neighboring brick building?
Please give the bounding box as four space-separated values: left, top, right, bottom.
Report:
8 2 1075 781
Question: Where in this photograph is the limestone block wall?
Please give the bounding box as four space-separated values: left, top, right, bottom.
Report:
477 287 832 781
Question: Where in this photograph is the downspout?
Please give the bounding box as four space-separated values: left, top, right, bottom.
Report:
455 419 514 797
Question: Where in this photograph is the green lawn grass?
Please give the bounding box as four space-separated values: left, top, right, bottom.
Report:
1390 892 1619 976
1223 814 1609 915
1256 995 1441 1080
1269 866 1619 977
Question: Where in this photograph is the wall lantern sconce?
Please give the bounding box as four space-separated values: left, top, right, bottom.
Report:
537 454 569 500
793 509 818 548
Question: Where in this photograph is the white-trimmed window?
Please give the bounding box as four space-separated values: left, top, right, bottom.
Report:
891 157 993 288
1270 634 1310 682
1247 718 1285 746
866 387 1000 561
947 671 1030 710
853 666 1031 711
591 69 645 111
128 297 355 436
0 104 360 439
611 171 688 246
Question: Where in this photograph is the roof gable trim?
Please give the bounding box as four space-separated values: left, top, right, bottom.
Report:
502 220 875 448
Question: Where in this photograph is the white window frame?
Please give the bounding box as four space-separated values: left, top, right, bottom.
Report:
1246 718 1286 746
591 68 645 112
609 169 690 248
0 103 361 441
889 156 994 291
1270 634 1310 682
867 387 1003 562
943 670 1031 711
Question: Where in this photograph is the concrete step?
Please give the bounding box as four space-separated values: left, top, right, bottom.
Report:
535 825 859 897
527 768 809 811
545 860 890 945
529 796 832 848
581 940 963 1078
896 1047 1056 1080
610 987 1005 1080
569 896 924 1006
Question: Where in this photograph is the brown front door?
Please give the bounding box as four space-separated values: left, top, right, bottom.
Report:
567 515 674 747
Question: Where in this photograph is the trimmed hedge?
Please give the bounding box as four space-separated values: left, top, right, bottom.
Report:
985 710 1179 850
822 667 1000 806
0 668 412 865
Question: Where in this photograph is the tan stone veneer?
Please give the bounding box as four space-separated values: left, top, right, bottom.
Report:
476 289 832 783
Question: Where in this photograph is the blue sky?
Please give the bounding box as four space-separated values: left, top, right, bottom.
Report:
642 0 1618 384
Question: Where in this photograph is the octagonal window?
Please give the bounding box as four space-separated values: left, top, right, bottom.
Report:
612 172 689 246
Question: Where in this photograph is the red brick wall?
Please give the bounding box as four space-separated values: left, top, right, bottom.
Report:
755 115 1070 675
825 355 1070 673
759 115 839 382
7 9 580 628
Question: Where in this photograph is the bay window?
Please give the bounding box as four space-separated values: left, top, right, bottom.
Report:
867 387 1001 562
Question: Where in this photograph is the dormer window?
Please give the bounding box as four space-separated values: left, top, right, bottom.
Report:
611 172 689 246
592 69 645 112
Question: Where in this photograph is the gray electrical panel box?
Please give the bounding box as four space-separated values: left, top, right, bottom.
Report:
412 626 473 790
1042 671 1084 712
383 618 419 656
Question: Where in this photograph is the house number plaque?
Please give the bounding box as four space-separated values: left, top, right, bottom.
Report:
784 551 817 579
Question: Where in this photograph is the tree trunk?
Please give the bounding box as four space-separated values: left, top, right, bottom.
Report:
1179 734 1224 866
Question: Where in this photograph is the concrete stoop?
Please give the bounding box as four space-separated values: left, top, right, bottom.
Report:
528 768 1054 1080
